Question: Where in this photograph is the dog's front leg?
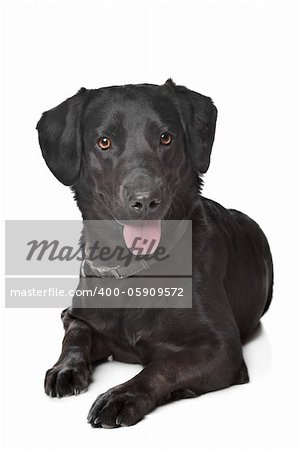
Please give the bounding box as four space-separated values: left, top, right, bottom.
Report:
44 309 108 398
87 339 248 428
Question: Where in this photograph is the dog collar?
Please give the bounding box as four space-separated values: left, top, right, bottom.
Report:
80 257 154 279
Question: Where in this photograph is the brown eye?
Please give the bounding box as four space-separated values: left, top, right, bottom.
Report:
97 136 111 150
160 132 172 146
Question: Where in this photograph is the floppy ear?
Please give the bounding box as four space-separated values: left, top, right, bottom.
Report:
165 79 217 174
36 88 87 186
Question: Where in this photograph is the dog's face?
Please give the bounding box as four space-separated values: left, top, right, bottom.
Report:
37 79 217 221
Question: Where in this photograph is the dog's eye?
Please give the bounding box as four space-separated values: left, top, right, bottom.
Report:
97 137 111 150
160 132 172 146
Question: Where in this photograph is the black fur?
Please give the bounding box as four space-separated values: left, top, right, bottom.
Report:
37 80 273 428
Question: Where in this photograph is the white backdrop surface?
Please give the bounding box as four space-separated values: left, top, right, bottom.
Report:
1 0 298 449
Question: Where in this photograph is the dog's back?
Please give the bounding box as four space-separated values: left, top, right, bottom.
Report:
200 198 273 340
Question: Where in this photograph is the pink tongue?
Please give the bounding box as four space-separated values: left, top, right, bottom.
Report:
123 220 161 255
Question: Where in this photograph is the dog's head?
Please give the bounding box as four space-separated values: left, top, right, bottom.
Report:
37 79 217 222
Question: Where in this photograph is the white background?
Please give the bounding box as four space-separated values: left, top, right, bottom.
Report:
1 0 299 449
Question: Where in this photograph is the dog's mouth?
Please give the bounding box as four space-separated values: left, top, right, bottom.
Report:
114 219 162 255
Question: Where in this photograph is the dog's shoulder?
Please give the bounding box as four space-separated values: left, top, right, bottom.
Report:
200 196 233 225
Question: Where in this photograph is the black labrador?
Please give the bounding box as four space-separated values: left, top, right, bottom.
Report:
37 79 273 428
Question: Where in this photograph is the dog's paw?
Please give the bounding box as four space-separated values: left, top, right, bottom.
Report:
87 385 153 428
44 363 91 398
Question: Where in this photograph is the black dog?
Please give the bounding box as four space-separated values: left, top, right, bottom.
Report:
37 79 273 428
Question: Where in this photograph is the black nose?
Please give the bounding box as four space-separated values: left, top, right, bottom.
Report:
129 190 161 212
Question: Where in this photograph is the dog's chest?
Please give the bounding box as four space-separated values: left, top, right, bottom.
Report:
97 310 184 363
71 307 192 363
